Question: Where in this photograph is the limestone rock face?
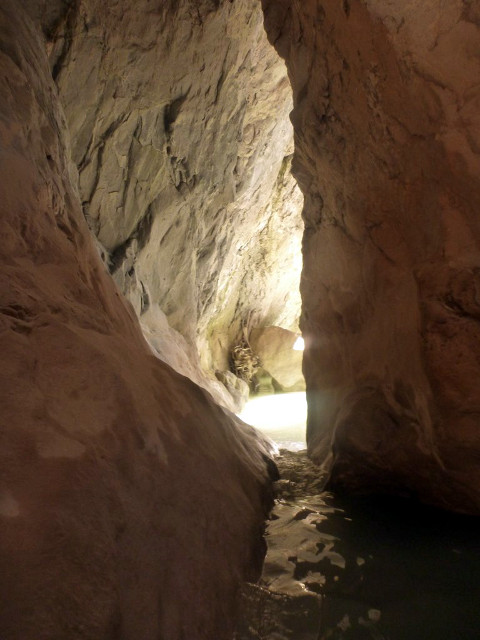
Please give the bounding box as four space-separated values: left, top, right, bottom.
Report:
215 370 251 411
44 0 303 379
140 305 247 412
0 3 274 638
249 326 305 391
262 0 480 513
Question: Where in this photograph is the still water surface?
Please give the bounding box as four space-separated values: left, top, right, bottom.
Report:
236 397 480 640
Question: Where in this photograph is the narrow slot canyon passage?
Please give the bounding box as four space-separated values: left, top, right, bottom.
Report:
1 1 480 639
238 392 307 452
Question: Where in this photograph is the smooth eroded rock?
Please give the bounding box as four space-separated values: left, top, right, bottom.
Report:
262 0 480 513
0 3 274 637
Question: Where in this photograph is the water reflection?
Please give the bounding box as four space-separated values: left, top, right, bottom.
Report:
235 450 480 640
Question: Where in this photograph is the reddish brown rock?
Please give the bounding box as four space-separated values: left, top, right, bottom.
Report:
0 3 273 638
262 0 480 513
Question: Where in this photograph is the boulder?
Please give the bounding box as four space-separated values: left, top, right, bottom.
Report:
250 327 305 392
262 0 480 513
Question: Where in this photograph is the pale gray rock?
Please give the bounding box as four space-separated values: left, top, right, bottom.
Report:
249 326 305 391
46 0 303 380
141 305 248 412
215 370 250 412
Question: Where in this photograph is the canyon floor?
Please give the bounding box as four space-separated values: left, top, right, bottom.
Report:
235 449 480 640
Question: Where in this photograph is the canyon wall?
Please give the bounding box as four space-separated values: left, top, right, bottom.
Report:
43 0 303 385
0 2 274 638
262 0 480 513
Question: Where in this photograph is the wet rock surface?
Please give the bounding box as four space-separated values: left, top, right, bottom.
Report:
236 450 480 639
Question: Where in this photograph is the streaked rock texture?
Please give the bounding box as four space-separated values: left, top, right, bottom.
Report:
44 0 303 385
262 0 480 513
0 3 274 638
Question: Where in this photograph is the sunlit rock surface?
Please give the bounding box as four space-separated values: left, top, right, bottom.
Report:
0 3 275 637
262 0 480 513
250 326 305 391
40 0 303 382
140 305 247 412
